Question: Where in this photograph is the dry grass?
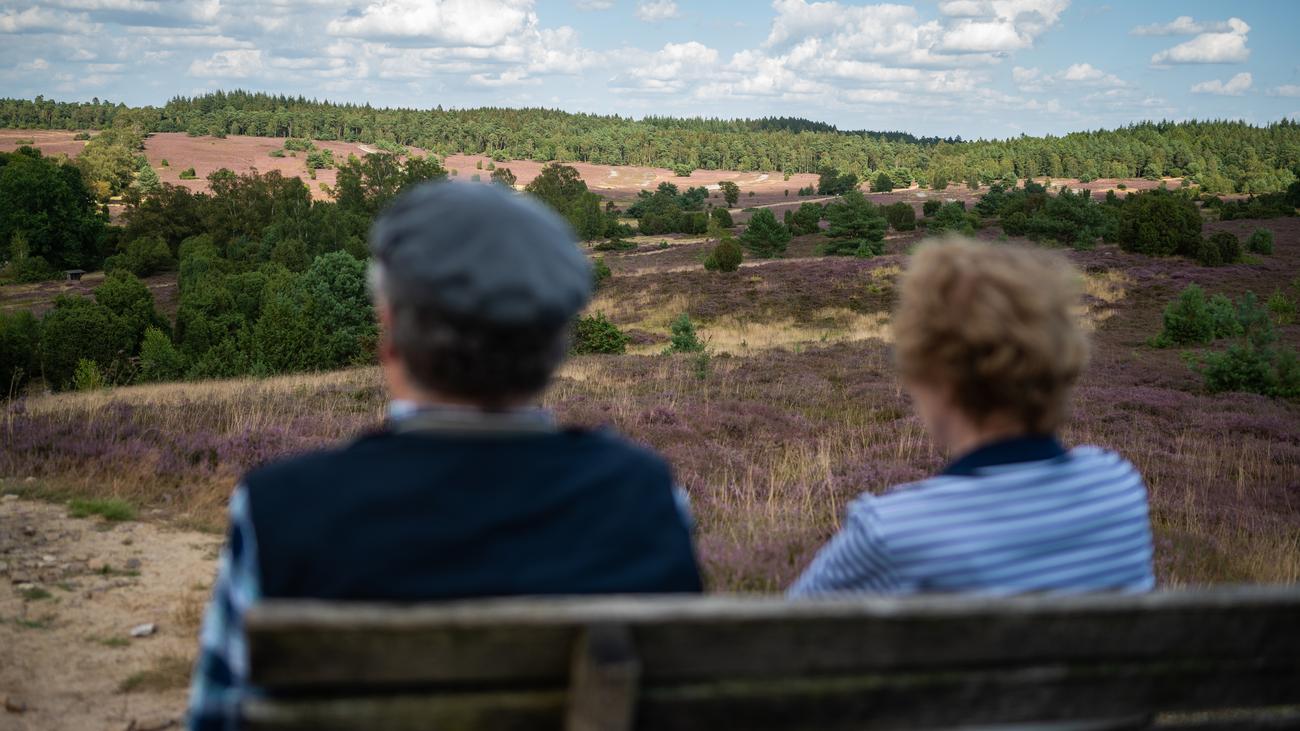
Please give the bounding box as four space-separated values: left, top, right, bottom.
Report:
118 653 193 693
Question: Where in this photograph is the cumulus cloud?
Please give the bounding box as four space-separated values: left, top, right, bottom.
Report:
1151 17 1249 65
635 0 678 22
1013 62 1123 92
1267 85 1300 98
572 0 613 9
188 48 264 78
327 0 535 47
1190 72 1252 96
1131 16 1231 36
0 5 98 34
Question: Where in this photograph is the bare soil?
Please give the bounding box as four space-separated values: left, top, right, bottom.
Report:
1 492 221 731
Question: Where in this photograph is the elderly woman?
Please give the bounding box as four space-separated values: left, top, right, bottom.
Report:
791 239 1154 596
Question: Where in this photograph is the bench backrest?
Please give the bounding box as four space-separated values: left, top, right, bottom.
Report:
243 586 1300 730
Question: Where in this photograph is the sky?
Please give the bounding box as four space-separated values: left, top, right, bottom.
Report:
1 0 1298 139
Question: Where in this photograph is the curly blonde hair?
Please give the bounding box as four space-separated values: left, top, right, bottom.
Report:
894 237 1090 434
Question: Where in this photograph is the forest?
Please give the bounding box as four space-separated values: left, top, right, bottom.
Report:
2 92 1299 193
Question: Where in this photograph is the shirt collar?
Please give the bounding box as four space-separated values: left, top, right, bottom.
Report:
942 434 1066 477
387 400 557 436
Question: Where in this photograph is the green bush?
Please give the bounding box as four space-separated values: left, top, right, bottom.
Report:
107 236 176 277
571 312 628 355
1247 228 1274 255
283 138 315 152
870 172 894 193
592 256 611 288
922 199 942 217
269 148 286 158
95 270 166 349
68 498 135 521
821 191 887 257
884 201 916 231
137 326 187 383
40 295 129 390
1269 290 1296 326
178 167 197 180
1208 294 1242 339
1154 285 1216 346
740 208 791 258
593 237 635 252
710 206 734 229
927 202 978 236
1194 236 1223 267
703 236 743 272
73 358 105 391
664 314 705 354
1194 291 1300 398
0 310 39 395
306 149 335 170
1115 189 1202 258
1207 231 1242 265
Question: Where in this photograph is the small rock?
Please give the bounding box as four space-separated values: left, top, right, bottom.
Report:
125 558 141 570
122 538 134 546
41 555 56 563
130 623 157 638
4 695 27 713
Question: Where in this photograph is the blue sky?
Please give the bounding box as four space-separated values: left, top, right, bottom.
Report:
2 0 1298 139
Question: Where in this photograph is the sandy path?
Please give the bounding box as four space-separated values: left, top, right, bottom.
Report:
1 494 222 731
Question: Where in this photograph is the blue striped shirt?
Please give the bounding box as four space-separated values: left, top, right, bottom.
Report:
790 438 1155 597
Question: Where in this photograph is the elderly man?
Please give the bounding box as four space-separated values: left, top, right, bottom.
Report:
188 182 703 730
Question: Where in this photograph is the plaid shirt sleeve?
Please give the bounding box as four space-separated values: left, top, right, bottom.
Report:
187 485 262 731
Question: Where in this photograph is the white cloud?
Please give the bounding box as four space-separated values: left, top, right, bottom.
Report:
188 48 264 78
327 0 536 47
1269 85 1300 98
635 0 678 22
611 41 717 94
1190 72 1252 96
19 58 50 70
1151 17 1249 65
572 0 613 9
1013 62 1124 92
1131 16 1231 36
0 6 97 34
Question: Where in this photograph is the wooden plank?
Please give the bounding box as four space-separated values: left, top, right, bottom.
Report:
565 625 640 731
241 662 1300 731
245 588 1300 689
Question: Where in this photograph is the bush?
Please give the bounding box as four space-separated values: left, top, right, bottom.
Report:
672 164 694 177
710 206 734 229
137 326 187 383
74 132 92 141
927 202 978 236
1247 228 1274 255
269 148 286 158
883 201 916 231
740 208 791 258
593 237 636 252
178 167 197 180
107 236 175 277
592 256 611 288
922 199 942 217
703 235 743 272
822 191 887 257
95 270 166 349
306 149 335 170
1115 189 1202 258
571 313 628 355
788 202 823 235
1194 236 1223 267
40 295 129 390
1269 290 1296 326
0 310 39 395
1208 231 1242 265
870 172 894 193
1153 285 1215 346
72 358 105 391
283 138 315 152
664 314 705 354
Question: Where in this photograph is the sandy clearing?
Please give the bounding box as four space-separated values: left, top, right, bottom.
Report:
1 495 221 731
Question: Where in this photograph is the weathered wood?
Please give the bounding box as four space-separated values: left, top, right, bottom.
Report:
243 690 564 731
565 625 640 731
246 587 1300 689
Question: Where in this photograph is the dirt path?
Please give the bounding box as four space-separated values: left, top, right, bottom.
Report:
1 494 222 731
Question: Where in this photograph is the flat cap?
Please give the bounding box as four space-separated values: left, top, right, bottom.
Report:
369 181 592 327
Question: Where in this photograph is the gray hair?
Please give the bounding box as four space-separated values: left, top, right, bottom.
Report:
369 261 570 407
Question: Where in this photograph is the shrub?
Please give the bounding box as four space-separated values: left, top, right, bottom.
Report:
305 149 335 170
571 313 628 355
703 235 743 272
72 358 106 391
74 131 92 141
870 172 894 193
672 164 694 177
0 310 39 395
884 201 916 231
178 167 197 180
68 498 135 521
710 206 734 229
664 314 705 354
1115 189 1201 257
822 191 887 257
1194 236 1223 267
108 236 175 277
95 270 166 349
1268 290 1296 326
40 295 129 390
1247 228 1274 255
1208 294 1242 340
283 138 315 152
138 326 187 383
740 208 791 258
269 148 286 158
789 202 823 235
1208 231 1242 265
593 237 635 252
1153 284 1215 346
927 202 977 236
922 199 942 217
592 256 611 288
159 158 168 167
797 186 815 196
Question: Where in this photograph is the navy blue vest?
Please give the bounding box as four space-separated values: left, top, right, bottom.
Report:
243 428 703 600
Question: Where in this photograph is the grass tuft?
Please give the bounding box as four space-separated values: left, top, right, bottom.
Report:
119 653 193 693
68 498 136 522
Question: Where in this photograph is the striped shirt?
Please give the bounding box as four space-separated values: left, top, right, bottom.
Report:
789 436 1155 597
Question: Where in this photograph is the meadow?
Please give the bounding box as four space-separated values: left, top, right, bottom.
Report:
5 215 1298 592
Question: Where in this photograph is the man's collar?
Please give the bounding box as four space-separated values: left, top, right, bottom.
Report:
387 400 557 436
942 434 1066 477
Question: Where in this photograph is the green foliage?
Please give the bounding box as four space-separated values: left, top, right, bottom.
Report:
135 165 160 194
107 236 175 276
1153 285 1216 346
664 313 705 354
334 152 446 220
68 498 135 521
592 256 611 288
282 138 315 152
269 148 286 158
1247 228 1274 255
922 199 942 217
524 163 619 240
817 167 859 195
0 310 39 395
789 202 823 235
75 126 143 200
94 270 166 350
710 206 733 229
672 163 694 177
870 172 894 192
1115 189 1202 258
593 237 635 252
137 326 187 383
298 251 376 368
927 202 978 236
822 191 887 256
490 166 517 187
72 358 105 391
703 235 743 272
571 313 628 355
740 208 791 258
1183 291 1300 399
40 295 130 390
305 148 335 170
1207 231 1242 266
178 167 197 180
0 147 104 271
719 180 740 207
1268 290 1296 326
883 201 916 231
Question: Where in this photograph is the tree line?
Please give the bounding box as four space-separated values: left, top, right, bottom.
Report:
2 92 1298 193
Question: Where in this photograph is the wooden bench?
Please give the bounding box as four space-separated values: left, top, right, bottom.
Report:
242 586 1300 730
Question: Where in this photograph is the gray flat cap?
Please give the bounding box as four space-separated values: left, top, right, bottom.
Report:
370 181 592 326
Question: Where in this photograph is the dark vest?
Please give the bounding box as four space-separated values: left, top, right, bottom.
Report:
243 428 703 599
